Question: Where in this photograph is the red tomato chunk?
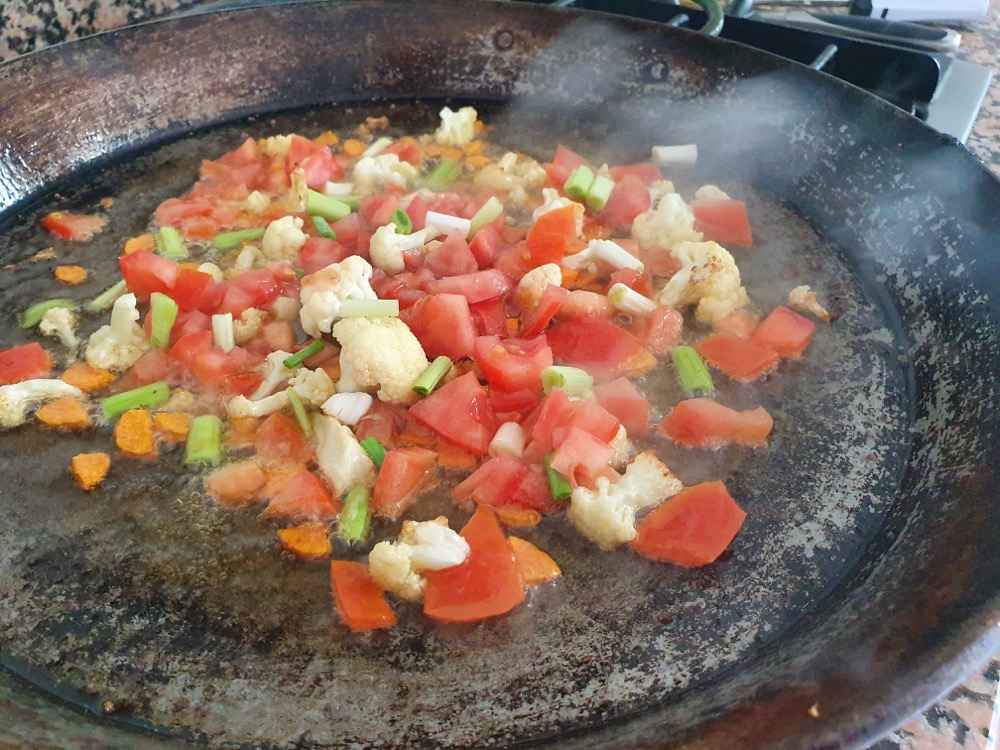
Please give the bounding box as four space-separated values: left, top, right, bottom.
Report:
660 398 773 449
408 372 496 456
372 447 437 520
695 333 780 382
330 561 398 633
0 342 52 385
749 306 816 359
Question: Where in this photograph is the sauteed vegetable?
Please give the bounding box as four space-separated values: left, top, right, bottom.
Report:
3 106 827 632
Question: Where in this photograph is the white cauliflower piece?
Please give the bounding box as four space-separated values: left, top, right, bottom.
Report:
533 188 584 236
232 308 265 344
434 106 478 147
694 184 731 202
788 285 831 321
160 388 197 413
648 179 677 205
473 151 547 205
259 134 293 157
312 413 375 494
369 517 470 601
369 223 441 276
279 168 308 213
609 424 634 470
269 296 300 321
0 379 84 429
290 367 336 407
243 190 272 214
261 215 307 261
352 154 417 196
332 317 429 404
232 244 265 273
197 262 224 282
517 263 562 306
250 350 296 400
631 192 703 251
656 240 750 324
568 451 683 551
39 307 79 351
227 391 290 418
85 293 148 372
298 256 377 338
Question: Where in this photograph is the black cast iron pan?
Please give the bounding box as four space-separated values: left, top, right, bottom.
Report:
0 1 999 748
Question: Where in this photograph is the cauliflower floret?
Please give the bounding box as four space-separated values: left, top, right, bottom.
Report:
567 451 683 551
39 307 79 351
261 215 307 261
694 184 731 202
85 293 148 372
609 424 634 470
197 262 224 282
227 391 290 419
517 263 562 307
290 367 336 407
434 106 478 147
259 134 293 157
533 188 585 236
0 379 84 429
473 151 547 205
631 193 703 252
312 413 375 494
352 154 418 196
279 168 309 213
368 517 470 601
231 244 265 275
243 190 272 214
332 317 429 404
160 388 197 413
232 308 265 344
298 256 377 337
269 296 300 321
250 350 295 400
369 223 442 276
648 179 677 205
656 240 750 324
788 285 831 321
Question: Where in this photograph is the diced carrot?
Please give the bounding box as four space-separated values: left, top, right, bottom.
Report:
315 131 340 146
560 267 579 286
330 561 398 632
54 265 87 285
225 417 259 450
70 452 110 491
341 138 367 158
114 409 156 458
660 398 774 449
695 333 780 382
177 262 203 272
123 233 155 255
509 536 562 585
465 155 491 169
620 348 658 379
277 523 332 561
153 412 191 443
442 147 463 161
205 459 268 508
494 506 542 528
61 361 117 392
463 140 486 156
749 306 816 359
436 441 478 471
35 396 90 431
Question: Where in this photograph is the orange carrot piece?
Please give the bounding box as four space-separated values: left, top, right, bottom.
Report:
341 138 367 158
620 349 658 379
330 561 398 632
153 412 191 443
277 523 332 561
114 409 156 458
61 362 117 393
315 131 340 146
436 441 478 471
205 460 267 508
123 233 154 255
54 265 87 285
494 506 542 528
463 140 486 156
35 396 90 431
465 155 491 170
509 536 562 585
70 452 110 491
225 417 259 450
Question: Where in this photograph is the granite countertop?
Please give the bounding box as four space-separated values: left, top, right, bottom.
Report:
1 1 999 749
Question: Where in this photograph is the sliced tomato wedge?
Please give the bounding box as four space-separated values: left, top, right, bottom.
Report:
120 250 179 300
473 335 553 394
526 205 577 268
300 236 350 274
594 175 650 230
631 481 747 567
469 296 509 338
0 342 52 386
593 377 649 437
545 319 647 382
548 426 615 489
330 561 398 632
469 225 505 269
424 268 513 304
425 231 479 277
372 447 438 519
424 505 526 623
408 372 496 456
171 268 216 312
400 293 477 360
749 306 815 359
254 412 314 464
692 199 753 247
695 333 781 382
452 453 555 513
520 284 569 338
632 305 684 356
660 398 774 449
265 467 339 522
40 211 107 242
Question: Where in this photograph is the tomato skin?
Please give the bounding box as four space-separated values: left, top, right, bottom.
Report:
631 481 747 567
424 269 513 304
748 306 815 359
692 199 753 247
372 447 438 519
120 250 179 300
424 505 526 623
593 377 649 437
548 426 615 489
695 333 781 382
40 211 107 242
473 335 553 394
424 231 478 278
266 467 339 522
594 175 650 229
409 372 496 456
255 412 314 464
545 319 647 382
526 205 576 268
452 453 555 513
660 398 773 449
330 561 398 632
400 293 477 360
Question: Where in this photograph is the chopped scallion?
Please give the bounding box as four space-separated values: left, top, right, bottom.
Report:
670 345 715 396
307 190 351 222
212 312 235 353
361 136 392 158
651 144 698 167
359 436 387 469
545 454 572 502
21 299 77 329
586 174 615 212
102 381 171 419
413 356 452 396
283 340 325 368
608 283 659 315
286 387 314 438
338 486 371 542
339 299 399 318
85 279 127 313
213 227 265 251
591 239 644 273
156 226 188 260
312 216 337 240
184 414 224 465
390 209 412 235
563 165 596 201
541 366 594 396
149 292 179 348
427 158 460 190
424 210 471 237
468 195 504 238
338 195 361 211
321 392 373 426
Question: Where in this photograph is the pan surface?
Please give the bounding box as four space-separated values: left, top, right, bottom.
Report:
0 2 999 748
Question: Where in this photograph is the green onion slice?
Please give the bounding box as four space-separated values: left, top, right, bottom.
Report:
413 356 452 396
468 195 504 238
338 195 361 211
213 227 265 251
390 209 412 235
307 190 352 222
339 299 399 318
359 436 387 470
427 158 461 191
563 165 596 201
541 366 594 396
312 216 337 240
149 292 179 348
545 454 572 502
156 226 188 260
85 279 127 313
185 414 224 465
102 381 171 420
283 340 325 369
21 299 77 329
338 486 371 542
286 387 314 438
586 175 615 212
670 345 715 396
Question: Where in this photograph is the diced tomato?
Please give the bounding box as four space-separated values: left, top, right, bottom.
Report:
332 213 360 249
452 454 555 513
558 290 614 321
695 333 780 382
262 320 297 353
488 387 541 416
287 135 341 189
400 293 476 359
469 296 509 338
474 335 553 394
524 388 619 457
154 196 214 228
355 399 402 446
593 378 649 437
542 144 590 190
383 136 423 166
424 232 478 277
424 505 526 623
692 199 753 247
119 250 179 300
713 309 760 339
631 481 747 567
255 412 314 464
231 263 298 308
330 561 398 632
359 194 400 233
0 342 52 385
40 211 107 242
117 348 173 391
548 426 615 489
608 163 663 184
300 236 350 274
594 175 650 229
661 398 773 449
266 467 339 522
405 193 430 231
218 372 264 397
427 192 472 219
520 284 569 338
632 305 684 356
170 268 216 312
371 447 438 519
469 225 505 269
748 306 815 359
608 267 652 298
492 243 533 283
193 347 248 387
220 136 261 167
372 269 430 310
216 285 256 317
205 460 267 508
545 319 647 382
526 205 576 268
424 268 513 304
643 246 681 277
168 330 214 372
409 372 496 456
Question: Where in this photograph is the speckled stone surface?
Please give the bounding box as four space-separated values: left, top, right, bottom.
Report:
0 1 999 748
